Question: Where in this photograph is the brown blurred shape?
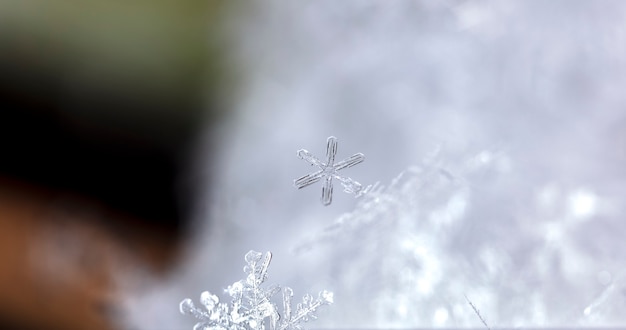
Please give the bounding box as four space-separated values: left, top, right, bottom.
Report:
0 181 175 330
0 0 229 328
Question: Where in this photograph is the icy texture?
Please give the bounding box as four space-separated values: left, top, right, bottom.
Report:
292 147 626 328
180 251 332 330
294 136 365 205
122 2 626 329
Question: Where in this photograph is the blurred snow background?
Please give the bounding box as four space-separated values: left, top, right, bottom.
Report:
125 1 626 329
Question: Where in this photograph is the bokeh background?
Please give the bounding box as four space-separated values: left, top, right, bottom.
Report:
2 1 626 329
162 1 626 329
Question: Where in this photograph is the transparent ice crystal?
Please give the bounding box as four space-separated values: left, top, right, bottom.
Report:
180 250 333 330
294 136 365 205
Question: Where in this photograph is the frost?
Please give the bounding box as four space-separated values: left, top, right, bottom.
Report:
294 136 365 205
180 250 333 330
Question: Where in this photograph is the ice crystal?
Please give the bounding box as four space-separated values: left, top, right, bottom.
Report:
294 136 365 205
180 250 333 330
465 294 491 330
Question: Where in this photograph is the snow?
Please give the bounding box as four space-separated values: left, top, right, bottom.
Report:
124 1 626 329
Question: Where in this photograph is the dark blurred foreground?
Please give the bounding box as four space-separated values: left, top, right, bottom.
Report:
0 1 227 329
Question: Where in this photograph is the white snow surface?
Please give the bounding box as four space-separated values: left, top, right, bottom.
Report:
124 1 626 329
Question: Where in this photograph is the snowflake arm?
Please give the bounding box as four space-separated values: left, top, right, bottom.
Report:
278 289 334 330
334 175 363 195
296 149 324 167
321 176 334 206
334 153 364 171
294 170 324 189
325 136 338 166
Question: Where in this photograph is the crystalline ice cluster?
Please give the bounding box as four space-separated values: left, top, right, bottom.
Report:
291 146 626 327
180 250 333 330
294 136 365 205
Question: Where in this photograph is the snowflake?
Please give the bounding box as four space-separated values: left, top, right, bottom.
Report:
180 250 333 330
294 136 365 205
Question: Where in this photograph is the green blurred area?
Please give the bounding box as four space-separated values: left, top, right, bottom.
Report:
0 0 232 224
0 0 228 141
0 1 234 329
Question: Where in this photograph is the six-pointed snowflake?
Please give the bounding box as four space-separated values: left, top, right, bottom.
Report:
294 136 365 205
180 137 357 327
180 250 333 330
